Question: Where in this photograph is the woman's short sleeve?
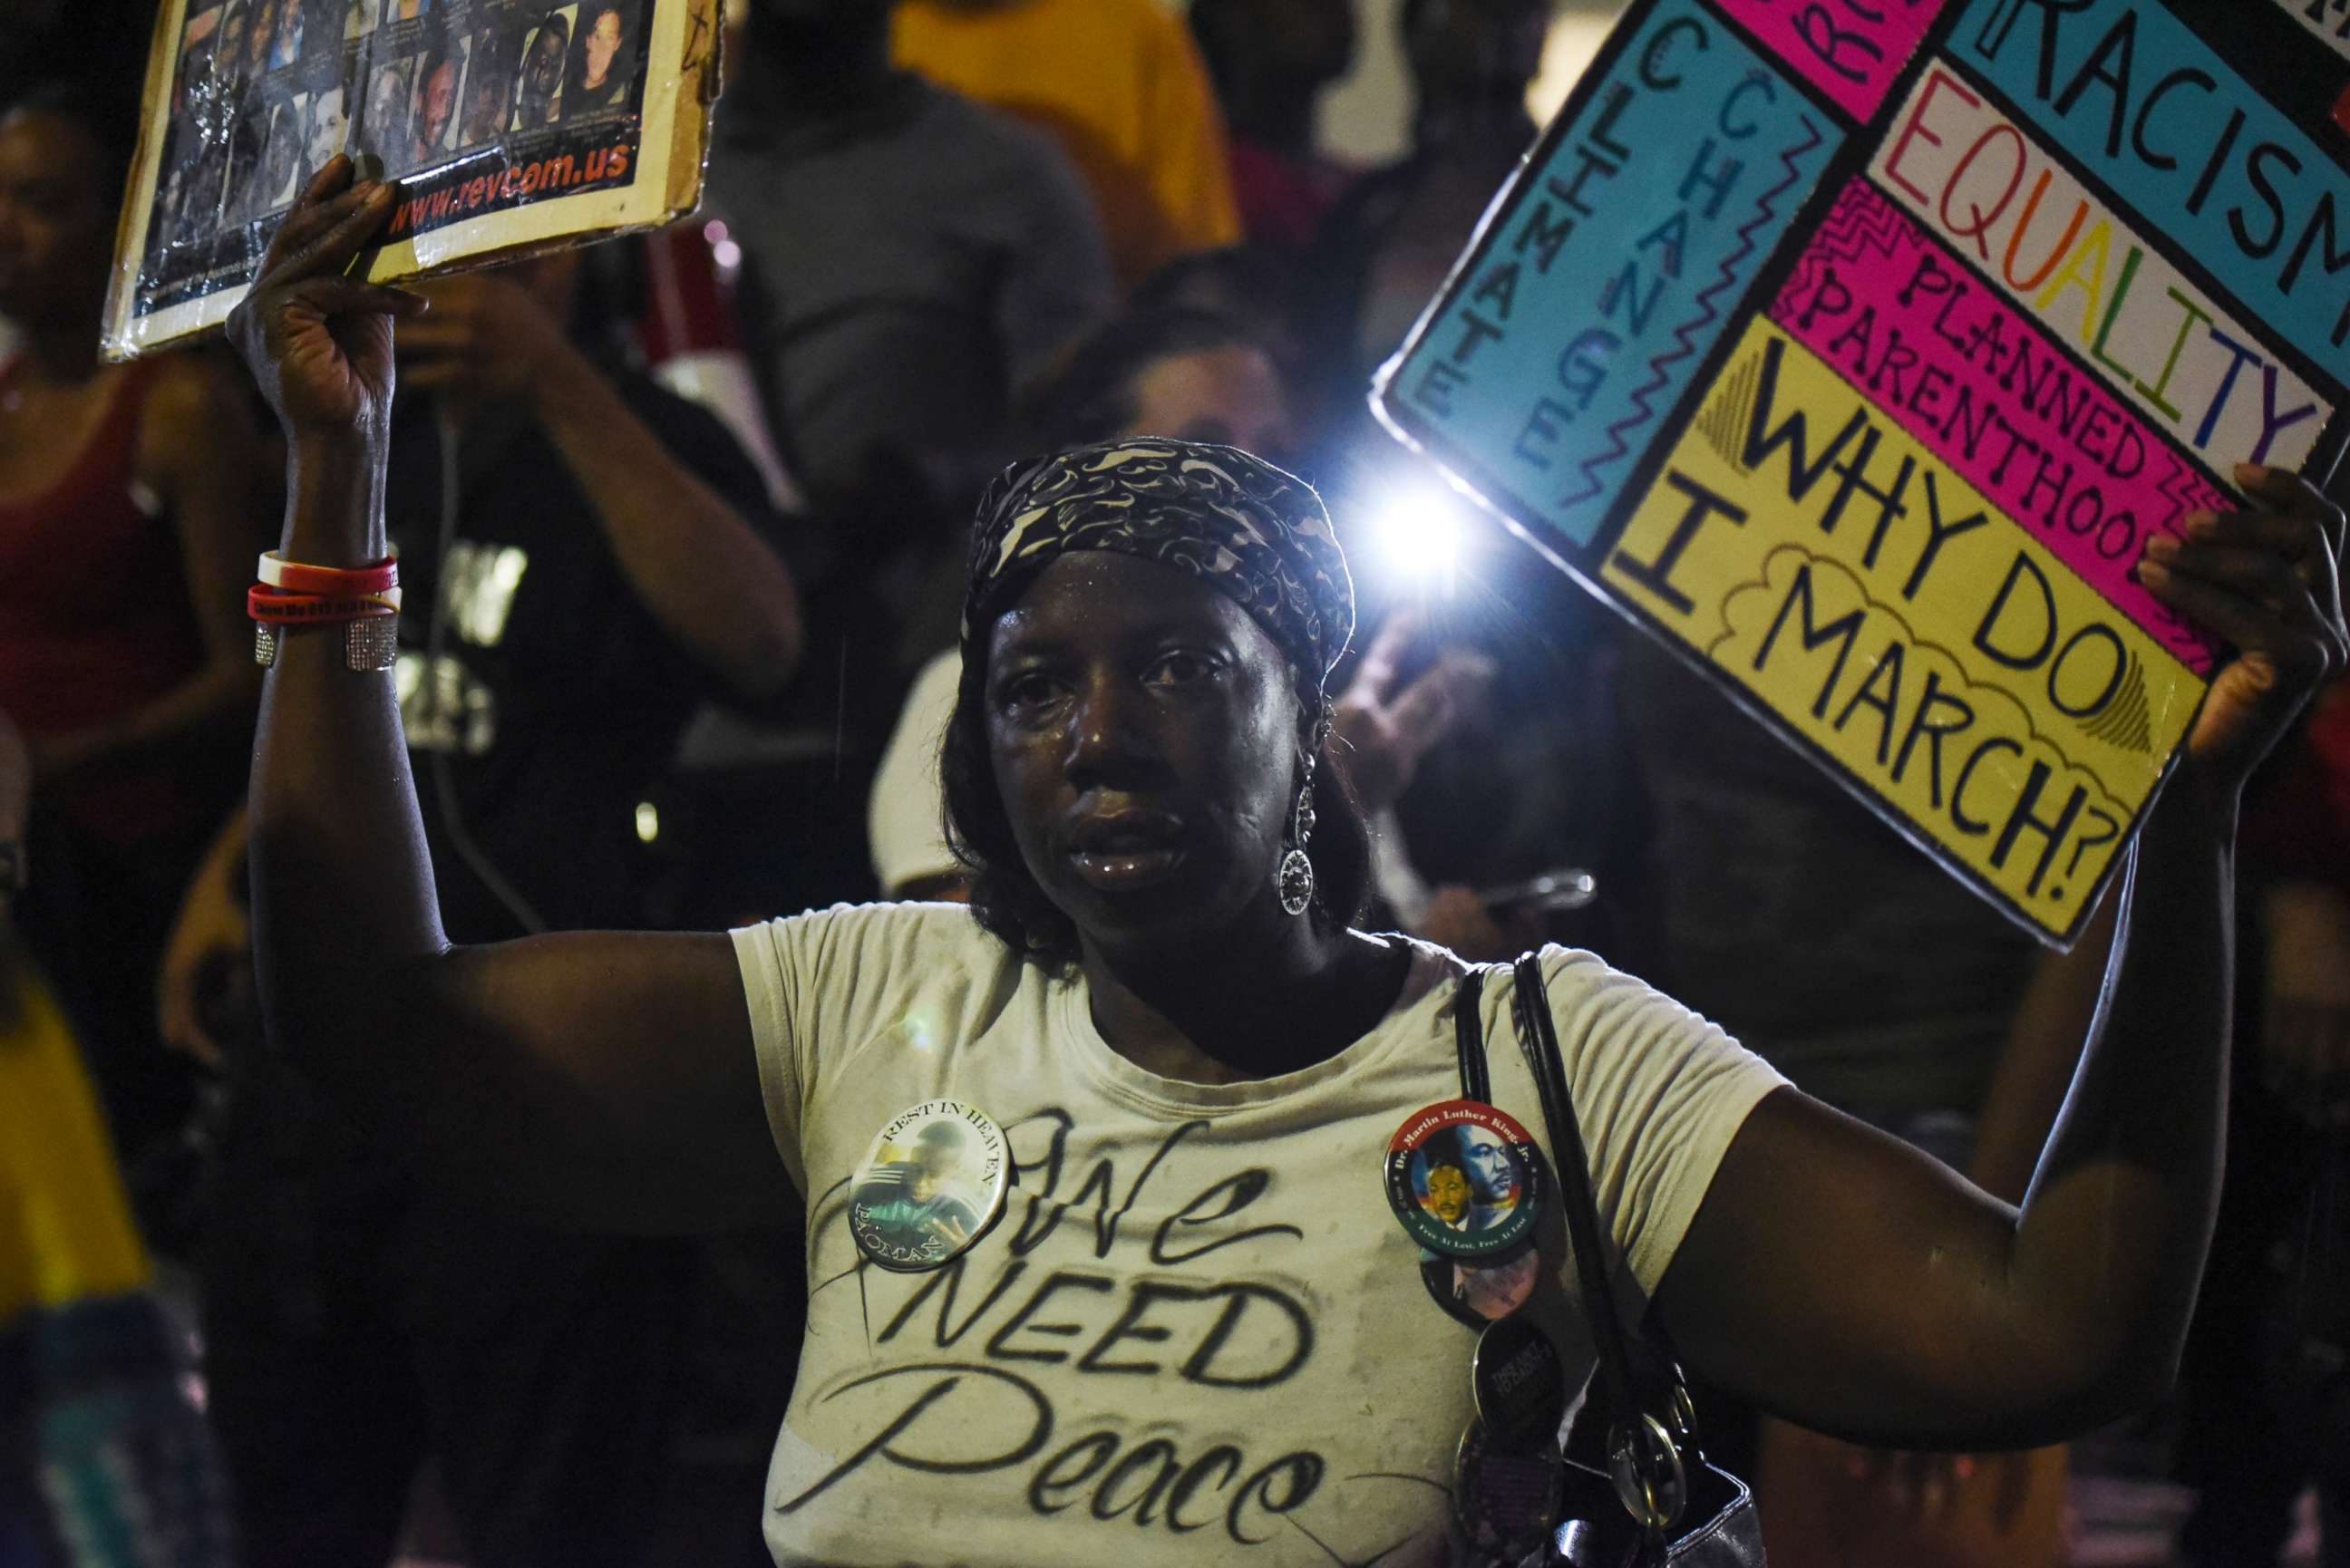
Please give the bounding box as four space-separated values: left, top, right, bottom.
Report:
1534 947 1790 1303
730 903 994 1194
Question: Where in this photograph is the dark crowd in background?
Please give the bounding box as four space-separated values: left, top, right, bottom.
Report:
2 0 2346 1564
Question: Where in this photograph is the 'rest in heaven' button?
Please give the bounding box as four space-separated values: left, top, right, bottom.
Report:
848 1099 1011 1273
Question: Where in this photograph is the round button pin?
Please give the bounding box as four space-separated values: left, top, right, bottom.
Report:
1423 1247 1541 1328
1453 1420 1566 1563
1421 1254 1485 1329
1472 1314 1567 1454
1384 1099 1540 1263
847 1100 1011 1273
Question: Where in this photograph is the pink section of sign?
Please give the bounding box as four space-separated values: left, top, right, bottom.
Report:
1709 0 1951 123
1768 178 2225 673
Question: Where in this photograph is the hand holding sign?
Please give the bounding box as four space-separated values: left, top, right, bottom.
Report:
1374 0 2350 944
109 0 713 359
227 155 423 454
2141 466 2349 797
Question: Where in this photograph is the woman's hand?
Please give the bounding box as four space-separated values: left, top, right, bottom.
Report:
157 881 248 1069
225 154 423 451
1330 611 1495 813
2142 464 2349 803
158 813 254 1070
396 268 575 402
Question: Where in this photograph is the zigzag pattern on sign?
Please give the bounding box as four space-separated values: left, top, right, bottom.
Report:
2151 452 2228 530
1771 178 1908 320
1559 111 1827 514
1802 179 1909 268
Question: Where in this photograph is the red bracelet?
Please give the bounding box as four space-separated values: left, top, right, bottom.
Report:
257 550 399 596
248 585 402 623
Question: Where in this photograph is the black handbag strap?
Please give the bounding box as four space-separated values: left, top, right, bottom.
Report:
1450 957 1638 1426
1452 957 1710 1544
1453 963 1493 1105
1508 953 1644 1432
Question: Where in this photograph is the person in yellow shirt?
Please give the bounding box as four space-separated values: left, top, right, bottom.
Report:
0 705 233 1566
892 0 1241 287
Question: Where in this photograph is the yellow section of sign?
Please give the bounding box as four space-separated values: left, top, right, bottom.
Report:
1601 319 2204 940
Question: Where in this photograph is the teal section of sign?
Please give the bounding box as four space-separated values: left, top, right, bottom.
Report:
1954 0 2350 394
1378 0 1842 550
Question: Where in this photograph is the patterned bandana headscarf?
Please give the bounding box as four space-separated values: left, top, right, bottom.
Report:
961 440 1355 690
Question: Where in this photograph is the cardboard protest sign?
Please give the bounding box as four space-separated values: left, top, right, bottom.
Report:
103 0 721 360
1374 0 2350 946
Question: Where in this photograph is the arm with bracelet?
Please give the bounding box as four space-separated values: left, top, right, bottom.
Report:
1653 471 2348 1447
229 159 787 1236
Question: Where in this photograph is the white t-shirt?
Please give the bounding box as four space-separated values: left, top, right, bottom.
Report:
731 904 1785 1568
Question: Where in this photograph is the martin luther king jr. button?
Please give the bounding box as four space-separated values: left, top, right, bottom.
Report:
1384 1099 1540 1263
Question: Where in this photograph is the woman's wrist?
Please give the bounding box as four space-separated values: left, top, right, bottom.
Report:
286 431 390 562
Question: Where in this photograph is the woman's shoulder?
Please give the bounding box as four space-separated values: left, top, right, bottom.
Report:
734 898 1035 997
1395 933 1724 1040
135 345 242 424
1375 932 1619 991
1524 942 1723 1031
743 896 999 947
731 901 1050 1075
133 346 258 480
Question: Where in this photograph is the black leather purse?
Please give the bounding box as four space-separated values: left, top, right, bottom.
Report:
1451 957 1765 1568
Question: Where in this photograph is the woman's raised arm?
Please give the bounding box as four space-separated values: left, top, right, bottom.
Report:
1654 464 2349 1448
231 160 790 1235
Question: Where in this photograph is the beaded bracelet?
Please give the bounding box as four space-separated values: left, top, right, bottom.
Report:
253 615 401 672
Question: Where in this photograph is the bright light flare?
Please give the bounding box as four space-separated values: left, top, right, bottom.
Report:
1366 481 1469 595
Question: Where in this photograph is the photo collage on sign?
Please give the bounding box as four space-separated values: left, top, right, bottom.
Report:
142 0 651 273
1374 0 2350 947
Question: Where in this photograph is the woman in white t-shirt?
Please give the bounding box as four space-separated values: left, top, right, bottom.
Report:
227 163 2347 1567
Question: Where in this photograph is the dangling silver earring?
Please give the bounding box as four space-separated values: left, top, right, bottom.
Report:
1277 761 1316 917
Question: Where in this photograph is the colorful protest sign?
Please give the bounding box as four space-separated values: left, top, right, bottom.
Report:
1374 0 2350 945
104 0 721 359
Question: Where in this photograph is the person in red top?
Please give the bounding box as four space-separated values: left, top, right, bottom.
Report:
0 80 266 1188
